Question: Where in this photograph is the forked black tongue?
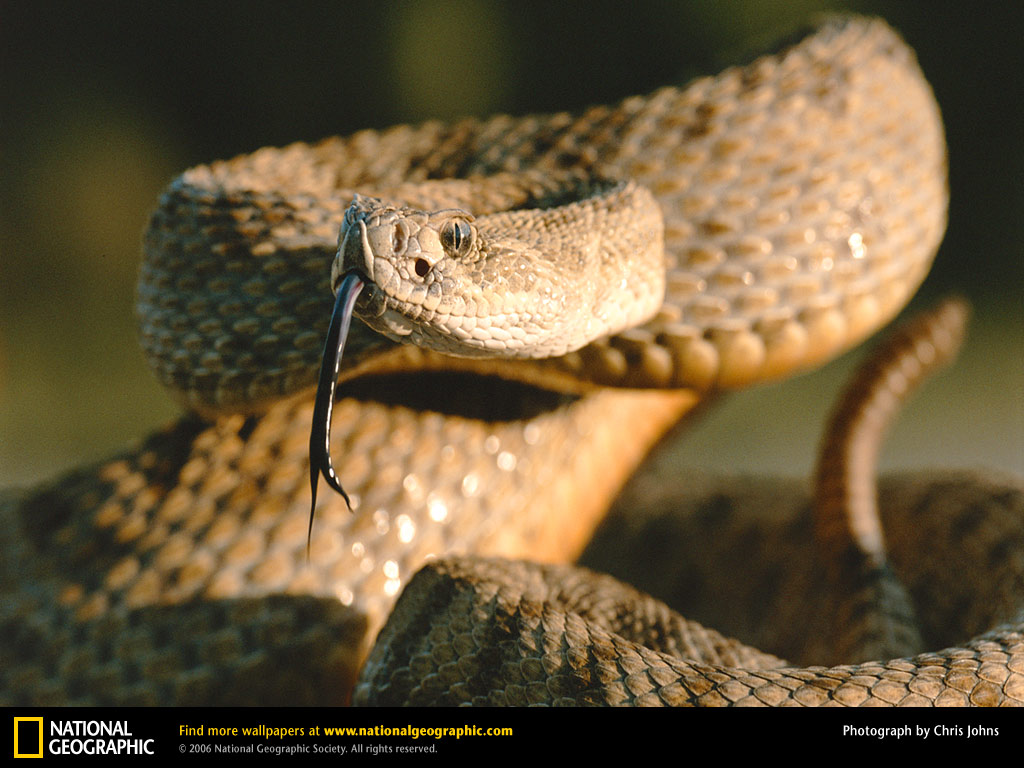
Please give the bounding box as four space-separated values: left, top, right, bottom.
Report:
308 271 364 550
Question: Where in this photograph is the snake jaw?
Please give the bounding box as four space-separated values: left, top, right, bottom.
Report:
308 270 364 548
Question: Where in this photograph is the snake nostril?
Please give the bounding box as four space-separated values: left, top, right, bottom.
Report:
414 258 430 278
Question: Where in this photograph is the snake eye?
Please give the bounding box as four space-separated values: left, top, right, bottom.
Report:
440 218 473 258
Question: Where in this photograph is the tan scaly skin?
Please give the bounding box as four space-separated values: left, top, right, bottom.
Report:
355 298 1023 706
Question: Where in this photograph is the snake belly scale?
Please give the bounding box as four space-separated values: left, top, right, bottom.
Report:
2 17 1021 706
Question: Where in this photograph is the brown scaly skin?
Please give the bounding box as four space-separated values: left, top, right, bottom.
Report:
1 381 694 705
137 17 946 411
354 303 1024 706
355 482 1024 708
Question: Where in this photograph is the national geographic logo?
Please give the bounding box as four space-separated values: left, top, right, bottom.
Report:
13 718 155 758
13 718 42 759
13 718 43 759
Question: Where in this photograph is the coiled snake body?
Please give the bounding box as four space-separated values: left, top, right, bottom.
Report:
2 17 1022 706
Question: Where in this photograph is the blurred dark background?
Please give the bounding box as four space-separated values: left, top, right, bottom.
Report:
2 0 1021 487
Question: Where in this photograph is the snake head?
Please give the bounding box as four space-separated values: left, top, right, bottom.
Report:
333 195 481 333
331 181 664 360
333 193 529 355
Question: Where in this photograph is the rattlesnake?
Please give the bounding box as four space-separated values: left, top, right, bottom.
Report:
1 16 1021 706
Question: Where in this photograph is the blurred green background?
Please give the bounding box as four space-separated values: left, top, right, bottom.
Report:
2 0 1021 489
